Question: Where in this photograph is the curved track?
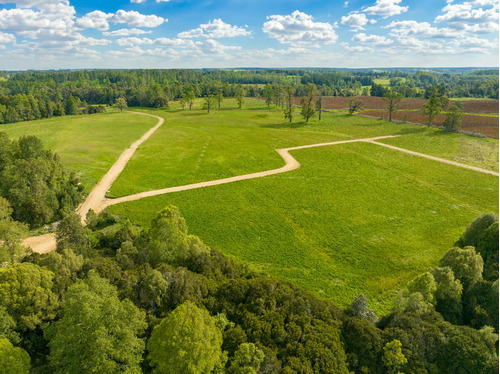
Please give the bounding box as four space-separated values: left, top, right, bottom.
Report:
23 111 499 254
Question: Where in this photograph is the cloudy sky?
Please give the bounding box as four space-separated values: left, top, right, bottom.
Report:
0 0 498 69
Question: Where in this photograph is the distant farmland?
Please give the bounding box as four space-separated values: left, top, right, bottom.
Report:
285 96 499 139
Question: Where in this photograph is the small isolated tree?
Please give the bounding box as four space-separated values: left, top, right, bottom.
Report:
315 96 323 120
115 97 127 112
443 104 463 132
283 85 295 123
383 339 407 374
235 84 244 109
348 97 363 114
300 83 317 123
383 91 403 122
215 81 224 109
147 301 225 374
263 83 273 108
204 94 216 113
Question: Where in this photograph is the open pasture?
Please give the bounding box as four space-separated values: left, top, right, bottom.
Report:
106 106 498 311
0 112 157 190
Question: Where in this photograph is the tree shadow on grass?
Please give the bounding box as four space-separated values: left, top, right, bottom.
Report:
180 112 207 116
261 121 309 129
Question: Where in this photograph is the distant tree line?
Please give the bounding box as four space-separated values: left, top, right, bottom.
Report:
0 69 496 124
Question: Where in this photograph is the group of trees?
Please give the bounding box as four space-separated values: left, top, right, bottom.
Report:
0 69 496 125
1 188 497 373
0 133 83 228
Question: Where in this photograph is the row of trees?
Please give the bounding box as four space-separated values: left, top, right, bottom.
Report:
0 185 497 373
0 69 496 124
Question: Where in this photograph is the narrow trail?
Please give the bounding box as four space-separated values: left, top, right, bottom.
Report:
23 111 165 254
22 111 499 254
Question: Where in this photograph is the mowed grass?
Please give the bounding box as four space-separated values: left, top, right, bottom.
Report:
106 104 498 312
0 112 157 190
109 140 498 312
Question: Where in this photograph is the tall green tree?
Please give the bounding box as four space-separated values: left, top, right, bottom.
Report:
382 339 407 374
439 246 483 291
283 85 295 123
0 263 58 331
115 97 127 112
315 96 323 120
204 94 216 113
443 104 463 132
147 301 225 374
383 91 403 122
229 343 265 374
235 84 244 109
263 83 273 108
300 83 317 123
45 271 147 374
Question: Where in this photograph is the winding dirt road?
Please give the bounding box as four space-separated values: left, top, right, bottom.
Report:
22 112 499 254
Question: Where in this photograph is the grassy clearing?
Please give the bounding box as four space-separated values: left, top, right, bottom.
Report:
109 140 498 312
106 105 498 312
0 112 157 190
379 126 499 171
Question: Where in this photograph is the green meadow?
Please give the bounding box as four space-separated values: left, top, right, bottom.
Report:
0 112 157 190
3 102 498 311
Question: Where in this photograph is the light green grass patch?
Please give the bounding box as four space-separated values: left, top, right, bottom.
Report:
0 112 157 190
109 140 498 312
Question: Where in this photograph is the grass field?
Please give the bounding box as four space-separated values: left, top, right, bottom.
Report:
3 103 497 312
0 112 157 190
103 103 498 312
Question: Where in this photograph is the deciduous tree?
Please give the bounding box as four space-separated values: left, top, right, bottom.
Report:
147 301 225 374
383 91 403 122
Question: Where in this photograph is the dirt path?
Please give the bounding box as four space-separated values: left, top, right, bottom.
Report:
22 111 165 253
23 110 498 254
368 140 499 176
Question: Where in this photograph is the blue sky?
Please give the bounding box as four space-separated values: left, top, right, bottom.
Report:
0 0 498 69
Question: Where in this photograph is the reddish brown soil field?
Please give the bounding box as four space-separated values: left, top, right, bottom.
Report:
361 110 499 139
306 96 499 114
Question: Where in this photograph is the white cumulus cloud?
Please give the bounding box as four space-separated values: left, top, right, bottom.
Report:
103 28 152 37
111 10 166 28
352 32 393 45
341 12 375 31
262 10 338 47
435 0 498 33
364 0 408 17
75 10 112 31
178 19 250 39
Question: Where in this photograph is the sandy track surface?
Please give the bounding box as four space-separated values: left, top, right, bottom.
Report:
22 111 165 254
23 110 498 254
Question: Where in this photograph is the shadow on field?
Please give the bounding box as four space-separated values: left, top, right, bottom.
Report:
396 127 427 135
262 121 309 129
180 112 207 116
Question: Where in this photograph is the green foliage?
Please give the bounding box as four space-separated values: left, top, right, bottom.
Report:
137 268 169 314
383 91 403 122
0 338 31 374
350 293 378 324
347 97 363 114
443 105 463 132
439 246 483 290
115 97 128 112
0 263 58 331
429 267 463 324
147 301 224 374
407 272 437 305
147 205 188 265
45 271 147 374
0 133 83 227
0 197 28 264
0 307 19 345
56 210 89 253
456 212 498 248
477 221 499 281
36 248 84 295
229 343 265 374
382 339 407 374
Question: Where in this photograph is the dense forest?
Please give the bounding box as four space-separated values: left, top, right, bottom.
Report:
0 133 497 374
0 69 497 125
